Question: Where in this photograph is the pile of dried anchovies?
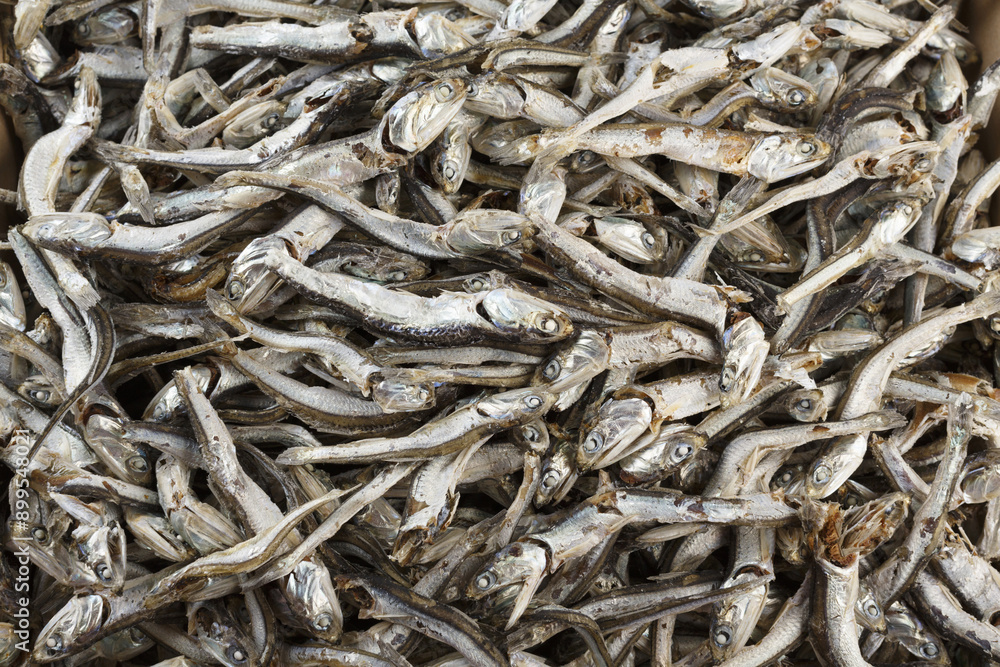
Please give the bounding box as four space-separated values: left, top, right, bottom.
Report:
5 0 1000 665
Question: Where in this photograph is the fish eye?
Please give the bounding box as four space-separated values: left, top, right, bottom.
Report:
542 359 561 379
468 81 479 97
45 636 62 652
502 231 521 244
746 251 764 263
0 272 6 288
443 162 458 180
719 366 736 392
523 395 544 409
541 470 560 489
901 204 913 215
264 113 280 128
796 399 812 411
641 232 656 248
778 471 794 485
226 279 246 300
578 151 597 165
128 455 148 472
713 626 733 646
30 388 50 402
314 613 333 630
227 645 248 663
920 643 939 659
582 432 604 454
77 23 91 36
812 464 831 484
864 601 880 617
475 570 497 590
388 270 407 282
32 526 48 542
538 317 559 333
915 157 932 172
469 277 487 291
96 564 112 581
990 316 1000 333
522 425 540 441
788 90 806 106
435 82 456 102
671 442 693 462
797 140 816 156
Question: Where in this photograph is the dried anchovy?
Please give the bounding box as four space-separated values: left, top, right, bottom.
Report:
2 1 1000 666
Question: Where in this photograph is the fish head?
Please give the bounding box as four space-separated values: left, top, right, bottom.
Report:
719 313 768 407
0 261 25 331
535 444 578 506
444 210 532 254
536 331 610 407
751 67 818 111
73 7 136 46
804 434 867 498
480 289 573 341
143 366 212 422
83 414 153 486
124 507 198 562
659 430 708 471
576 398 652 470
468 541 549 626
465 73 525 118
21 213 112 253
959 451 1000 503
688 0 746 19
431 124 472 194
413 14 474 57
336 248 429 284
64 65 101 127
709 571 769 661
372 377 436 412
855 584 886 633
18 376 60 406
871 197 924 245
746 132 831 182
384 78 467 154
33 595 105 663
0 623 16 665
782 389 828 422
950 230 995 265
865 141 939 179
285 559 344 642
476 387 555 423
226 236 287 313
94 626 152 661
511 419 549 453
68 523 126 591
518 164 566 221
191 603 260 667
593 217 664 263
885 603 949 664
926 50 965 117
772 464 806 496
